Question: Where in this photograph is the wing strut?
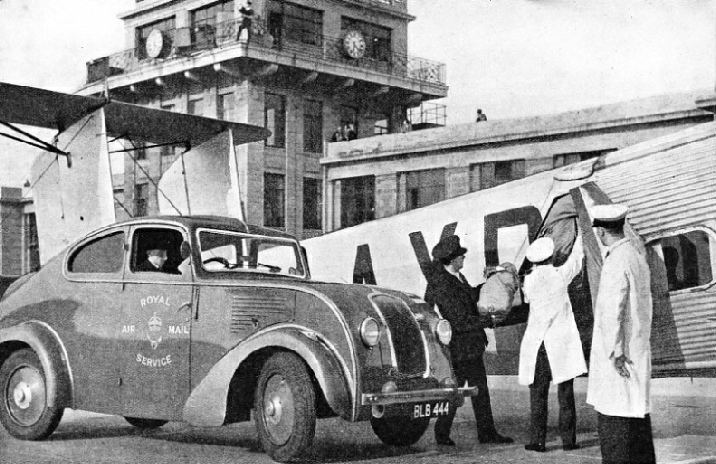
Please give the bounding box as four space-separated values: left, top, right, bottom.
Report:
0 120 70 157
123 135 187 216
109 140 191 154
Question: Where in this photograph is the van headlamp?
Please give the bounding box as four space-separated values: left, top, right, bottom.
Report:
436 318 452 345
360 317 381 347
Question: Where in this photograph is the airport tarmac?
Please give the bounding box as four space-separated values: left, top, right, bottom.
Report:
1 377 714 464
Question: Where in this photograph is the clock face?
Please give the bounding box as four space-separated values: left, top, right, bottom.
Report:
343 30 366 59
146 29 164 58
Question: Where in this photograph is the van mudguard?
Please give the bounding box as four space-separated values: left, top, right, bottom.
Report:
183 325 353 426
0 320 73 409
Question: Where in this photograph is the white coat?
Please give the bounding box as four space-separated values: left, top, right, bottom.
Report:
586 238 652 418
518 235 587 386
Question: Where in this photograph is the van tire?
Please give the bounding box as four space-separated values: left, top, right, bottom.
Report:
255 352 316 462
0 349 64 440
371 415 430 447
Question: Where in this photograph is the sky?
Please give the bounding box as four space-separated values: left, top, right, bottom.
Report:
409 0 715 122
0 0 714 186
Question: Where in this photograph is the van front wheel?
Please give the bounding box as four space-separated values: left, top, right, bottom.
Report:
255 352 316 462
0 349 64 440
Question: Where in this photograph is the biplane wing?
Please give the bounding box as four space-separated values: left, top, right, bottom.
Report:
0 82 270 264
0 82 270 146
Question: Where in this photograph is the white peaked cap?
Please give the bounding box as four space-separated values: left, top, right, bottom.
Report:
526 237 554 263
591 204 629 226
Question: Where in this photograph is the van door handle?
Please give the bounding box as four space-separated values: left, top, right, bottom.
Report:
177 302 192 313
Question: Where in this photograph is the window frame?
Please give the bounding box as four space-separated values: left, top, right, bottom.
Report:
303 99 323 153
64 227 127 281
127 225 190 280
190 0 234 48
264 172 286 228
646 225 716 294
196 228 307 278
23 213 40 274
373 117 389 135
340 175 375 228
188 97 205 116
404 168 446 211
303 177 322 230
469 159 525 191
265 93 287 148
218 92 236 122
136 17 176 59
341 17 392 62
268 1 324 47
134 183 149 217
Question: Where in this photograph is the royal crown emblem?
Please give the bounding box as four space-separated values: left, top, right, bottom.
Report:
147 312 163 349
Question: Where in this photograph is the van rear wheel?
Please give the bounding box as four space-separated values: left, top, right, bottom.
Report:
0 349 64 440
371 415 430 447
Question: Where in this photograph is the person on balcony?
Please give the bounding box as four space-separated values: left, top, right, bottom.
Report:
345 123 357 140
237 1 254 43
330 126 346 142
476 109 488 122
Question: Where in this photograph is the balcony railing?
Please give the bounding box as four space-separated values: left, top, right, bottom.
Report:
93 17 445 87
409 101 447 127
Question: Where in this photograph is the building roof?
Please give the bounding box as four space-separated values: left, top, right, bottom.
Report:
324 89 713 165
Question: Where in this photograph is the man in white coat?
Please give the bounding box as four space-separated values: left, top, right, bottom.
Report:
519 232 587 452
587 204 656 464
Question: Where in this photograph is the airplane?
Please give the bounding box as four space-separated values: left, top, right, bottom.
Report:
302 120 716 379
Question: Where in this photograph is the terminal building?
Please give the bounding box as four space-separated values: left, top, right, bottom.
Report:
321 91 714 232
79 0 448 239
77 0 715 239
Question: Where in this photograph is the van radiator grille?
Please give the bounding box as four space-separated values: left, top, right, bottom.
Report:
372 295 426 377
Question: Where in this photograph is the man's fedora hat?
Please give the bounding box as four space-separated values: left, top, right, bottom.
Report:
432 235 467 262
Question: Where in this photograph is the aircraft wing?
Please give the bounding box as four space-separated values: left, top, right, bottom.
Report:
1 81 271 265
0 81 270 146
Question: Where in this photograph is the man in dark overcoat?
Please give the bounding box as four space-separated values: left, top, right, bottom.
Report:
424 235 513 446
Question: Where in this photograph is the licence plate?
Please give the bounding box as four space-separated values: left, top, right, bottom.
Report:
413 401 450 419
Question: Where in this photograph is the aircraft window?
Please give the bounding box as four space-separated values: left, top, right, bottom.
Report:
68 232 125 274
655 230 713 292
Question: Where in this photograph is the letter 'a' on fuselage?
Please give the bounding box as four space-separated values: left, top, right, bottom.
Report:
302 121 716 379
0 82 270 264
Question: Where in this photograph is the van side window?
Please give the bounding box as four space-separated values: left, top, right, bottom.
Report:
131 227 184 275
657 230 713 292
68 232 125 273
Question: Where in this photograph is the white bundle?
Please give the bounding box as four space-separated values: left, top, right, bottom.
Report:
477 262 522 316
